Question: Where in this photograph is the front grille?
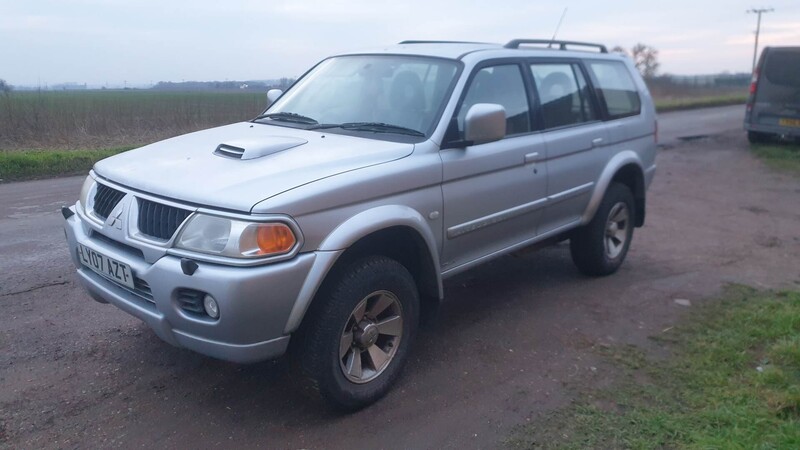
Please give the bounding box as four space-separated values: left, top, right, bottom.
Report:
84 268 155 306
93 184 126 220
137 198 192 240
134 278 154 303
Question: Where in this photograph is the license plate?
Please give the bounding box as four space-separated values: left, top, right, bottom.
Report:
77 243 135 290
778 118 800 128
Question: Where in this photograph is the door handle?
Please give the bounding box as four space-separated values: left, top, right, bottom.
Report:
524 152 540 163
591 138 604 147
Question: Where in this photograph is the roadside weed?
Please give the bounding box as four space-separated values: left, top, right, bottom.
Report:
508 286 800 449
751 142 800 177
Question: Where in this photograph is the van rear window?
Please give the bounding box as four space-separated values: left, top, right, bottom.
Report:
587 61 641 119
765 51 800 87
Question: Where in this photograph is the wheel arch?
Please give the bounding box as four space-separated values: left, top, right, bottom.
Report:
582 151 647 227
283 205 443 334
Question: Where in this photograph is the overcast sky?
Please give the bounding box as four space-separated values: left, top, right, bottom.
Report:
2 0 799 86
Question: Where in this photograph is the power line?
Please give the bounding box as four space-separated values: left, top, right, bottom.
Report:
747 8 774 73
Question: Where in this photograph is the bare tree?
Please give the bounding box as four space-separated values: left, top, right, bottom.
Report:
611 45 628 56
0 78 11 94
630 43 660 78
610 44 660 78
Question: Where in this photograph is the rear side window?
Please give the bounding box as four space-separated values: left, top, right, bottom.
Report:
764 50 800 87
587 61 641 119
530 63 597 129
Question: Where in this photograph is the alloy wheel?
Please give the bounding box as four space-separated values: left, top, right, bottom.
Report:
339 290 404 384
604 202 630 259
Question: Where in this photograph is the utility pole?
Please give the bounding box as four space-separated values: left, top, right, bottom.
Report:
747 8 773 73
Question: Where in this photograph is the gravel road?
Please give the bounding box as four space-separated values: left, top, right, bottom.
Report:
2 107 799 449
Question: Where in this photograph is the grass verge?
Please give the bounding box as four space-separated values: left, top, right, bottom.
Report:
507 286 800 449
751 142 800 177
655 94 747 113
0 147 134 182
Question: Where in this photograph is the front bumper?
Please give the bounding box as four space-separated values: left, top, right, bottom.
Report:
64 206 320 363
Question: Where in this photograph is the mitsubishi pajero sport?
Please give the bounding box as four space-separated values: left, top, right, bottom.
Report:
63 39 657 410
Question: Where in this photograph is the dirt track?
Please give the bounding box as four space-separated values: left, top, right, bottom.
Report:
1 128 799 449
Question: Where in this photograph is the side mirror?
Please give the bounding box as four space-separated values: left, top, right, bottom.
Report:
266 89 283 108
464 103 506 145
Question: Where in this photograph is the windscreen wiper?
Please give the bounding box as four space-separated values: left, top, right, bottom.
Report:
253 112 318 125
311 122 424 137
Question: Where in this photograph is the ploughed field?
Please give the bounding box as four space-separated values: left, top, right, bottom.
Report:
0 86 746 152
0 90 265 151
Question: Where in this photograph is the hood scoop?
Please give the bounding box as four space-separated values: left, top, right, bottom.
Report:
214 136 308 160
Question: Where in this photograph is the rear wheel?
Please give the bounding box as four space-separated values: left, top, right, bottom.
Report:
294 256 419 411
570 183 635 276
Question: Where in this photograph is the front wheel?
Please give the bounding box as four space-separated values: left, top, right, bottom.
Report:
294 256 419 411
570 183 635 276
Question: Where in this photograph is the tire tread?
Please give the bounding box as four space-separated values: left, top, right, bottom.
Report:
291 255 419 411
570 182 635 276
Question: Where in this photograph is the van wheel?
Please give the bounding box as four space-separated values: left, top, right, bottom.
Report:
295 256 419 411
570 183 635 276
747 131 771 144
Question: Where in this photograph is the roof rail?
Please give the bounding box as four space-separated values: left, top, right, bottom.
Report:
398 40 492 45
504 39 608 53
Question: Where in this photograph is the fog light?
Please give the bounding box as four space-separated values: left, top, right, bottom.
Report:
203 294 220 319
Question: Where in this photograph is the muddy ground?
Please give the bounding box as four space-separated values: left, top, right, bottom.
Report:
1 129 799 449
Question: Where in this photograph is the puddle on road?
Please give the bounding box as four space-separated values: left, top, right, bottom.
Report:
677 134 711 142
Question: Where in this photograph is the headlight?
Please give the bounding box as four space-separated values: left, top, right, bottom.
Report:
175 214 297 259
79 175 96 213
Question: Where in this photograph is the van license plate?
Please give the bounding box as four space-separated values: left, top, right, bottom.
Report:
778 118 800 128
77 243 135 289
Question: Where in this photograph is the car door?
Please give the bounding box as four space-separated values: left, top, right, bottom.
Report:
529 61 608 234
439 62 548 273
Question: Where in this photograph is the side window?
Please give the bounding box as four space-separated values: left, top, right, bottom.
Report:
456 65 531 137
530 63 595 129
587 60 641 118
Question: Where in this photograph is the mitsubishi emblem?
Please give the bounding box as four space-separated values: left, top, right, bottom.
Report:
107 206 125 230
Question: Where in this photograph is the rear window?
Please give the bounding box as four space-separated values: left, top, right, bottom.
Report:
764 50 800 87
587 61 641 119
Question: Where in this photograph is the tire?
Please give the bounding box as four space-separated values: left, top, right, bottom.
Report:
570 183 635 276
747 130 771 144
293 256 419 411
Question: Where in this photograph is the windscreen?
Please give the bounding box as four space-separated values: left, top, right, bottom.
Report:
267 55 459 137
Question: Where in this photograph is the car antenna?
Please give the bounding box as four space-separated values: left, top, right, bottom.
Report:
548 7 569 48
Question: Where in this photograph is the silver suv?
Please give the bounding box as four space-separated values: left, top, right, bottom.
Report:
63 39 657 410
